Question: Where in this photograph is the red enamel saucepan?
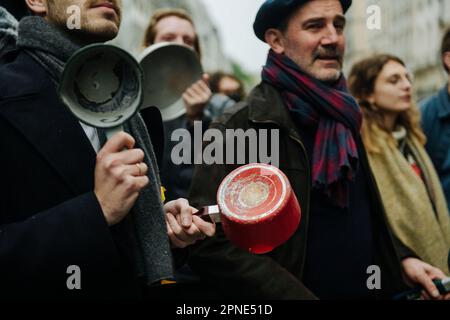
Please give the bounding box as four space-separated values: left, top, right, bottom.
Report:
196 163 301 254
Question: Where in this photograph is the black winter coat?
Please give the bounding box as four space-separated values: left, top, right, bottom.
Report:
187 82 408 300
0 50 167 299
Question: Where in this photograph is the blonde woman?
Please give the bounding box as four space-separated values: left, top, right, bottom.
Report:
349 54 450 300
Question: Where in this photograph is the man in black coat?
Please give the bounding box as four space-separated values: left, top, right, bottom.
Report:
0 0 215 299
187 0 410 300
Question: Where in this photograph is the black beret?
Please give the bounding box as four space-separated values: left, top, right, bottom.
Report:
253 0 352 42
0 0 29 21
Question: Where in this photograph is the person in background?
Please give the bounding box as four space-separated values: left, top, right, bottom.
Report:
142 9 240 203
142 7 224 299
142 8 212 203
420 28 450 211
210 71 245 102
208 71 246 119
349 54 450 300
143 8 211 126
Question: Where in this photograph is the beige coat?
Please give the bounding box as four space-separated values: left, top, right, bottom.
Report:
368 132 450 274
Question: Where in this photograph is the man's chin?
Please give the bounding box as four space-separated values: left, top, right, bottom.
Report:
83 23 120 43
313 69 342 83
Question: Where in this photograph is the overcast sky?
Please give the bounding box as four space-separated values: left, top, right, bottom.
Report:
200 0 269 74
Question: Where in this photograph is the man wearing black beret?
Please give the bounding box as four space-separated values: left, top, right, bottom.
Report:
188 0 409 299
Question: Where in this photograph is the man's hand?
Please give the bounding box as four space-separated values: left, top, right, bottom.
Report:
165 198 216 248
401 257 450 300
94 132 149 226
183 74 212 122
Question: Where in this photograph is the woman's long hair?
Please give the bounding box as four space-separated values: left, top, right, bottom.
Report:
348 54 426 153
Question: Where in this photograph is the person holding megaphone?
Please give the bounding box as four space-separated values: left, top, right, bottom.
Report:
0 0 215 300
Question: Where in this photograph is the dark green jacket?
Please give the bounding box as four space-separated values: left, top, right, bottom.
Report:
188 82 406 300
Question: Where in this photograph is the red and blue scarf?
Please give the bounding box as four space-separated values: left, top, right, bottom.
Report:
262 50 362 208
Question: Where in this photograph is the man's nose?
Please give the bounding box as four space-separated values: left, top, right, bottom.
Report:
320 26 339 46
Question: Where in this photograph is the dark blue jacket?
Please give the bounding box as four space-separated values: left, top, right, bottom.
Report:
420 85 450 210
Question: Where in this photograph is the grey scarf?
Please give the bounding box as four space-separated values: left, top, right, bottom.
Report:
17 16 174 286
0 6 18 57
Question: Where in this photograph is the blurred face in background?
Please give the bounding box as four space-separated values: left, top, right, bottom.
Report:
368 60 413 115
27 0 122 43
153 15 197 51
218 76 242 101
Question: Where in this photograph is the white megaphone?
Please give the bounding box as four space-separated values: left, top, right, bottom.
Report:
138 42 203 121
59 44 143 140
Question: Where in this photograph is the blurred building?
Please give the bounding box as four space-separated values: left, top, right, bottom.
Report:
110 0 231 73
345 0 450 99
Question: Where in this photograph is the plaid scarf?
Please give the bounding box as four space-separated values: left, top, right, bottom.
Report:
262 50 362 208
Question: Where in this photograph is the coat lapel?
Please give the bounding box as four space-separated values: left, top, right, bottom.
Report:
0 86 97 196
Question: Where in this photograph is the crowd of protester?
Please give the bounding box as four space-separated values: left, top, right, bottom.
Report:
0 0 449 300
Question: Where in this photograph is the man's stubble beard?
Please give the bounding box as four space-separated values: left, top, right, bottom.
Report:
45 0 121 45
294 57 343 84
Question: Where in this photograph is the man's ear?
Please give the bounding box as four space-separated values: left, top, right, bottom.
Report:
25 0 47 15
443 52 450 74
265 28 286 54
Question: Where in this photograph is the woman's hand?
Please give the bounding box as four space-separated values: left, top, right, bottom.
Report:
401 257 450 300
